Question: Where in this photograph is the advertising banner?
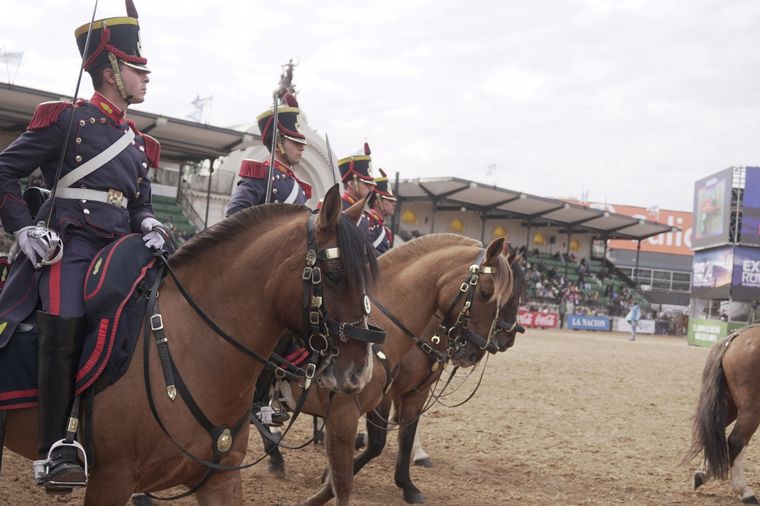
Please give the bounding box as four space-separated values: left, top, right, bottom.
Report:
566 314 611 331
518 309 558 329
731 246 760 301
687 318 745 348
615 318 655 334
692 169 733 250
740 167 760 246
691 246 733 299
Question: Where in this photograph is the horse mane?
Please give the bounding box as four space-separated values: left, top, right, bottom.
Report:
489 252 513 305
382 233 481 266
508 254 527 305
169 204 310 269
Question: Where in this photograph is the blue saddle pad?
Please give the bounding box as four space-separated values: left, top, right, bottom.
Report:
0 234 160 410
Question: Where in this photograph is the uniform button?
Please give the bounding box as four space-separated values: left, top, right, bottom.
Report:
272 188 278 194
139 145 145 152
79 120 86 127
83 208 90 214
100 118 107 124
80 200 87 204
89 118 96 124
75 155 83 162
141 162 147 168
135 192 140 198
274 200 280 203
75 137 82 144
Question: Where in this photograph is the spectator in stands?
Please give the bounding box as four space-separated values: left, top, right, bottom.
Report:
577 258 589 289
558 297 567 329
625 302 641 341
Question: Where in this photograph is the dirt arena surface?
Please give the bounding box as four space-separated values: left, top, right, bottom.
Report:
2 328 756 505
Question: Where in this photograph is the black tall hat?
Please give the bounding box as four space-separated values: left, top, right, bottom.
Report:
338 142 375 185
372 169 396 201
257 92 307 148
75 0 149 72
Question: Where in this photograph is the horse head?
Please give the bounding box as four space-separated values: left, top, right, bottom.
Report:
490 246 527 353
299 185 382 394
449 238 524 367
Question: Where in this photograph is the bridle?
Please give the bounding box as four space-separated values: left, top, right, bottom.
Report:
140 212 385 500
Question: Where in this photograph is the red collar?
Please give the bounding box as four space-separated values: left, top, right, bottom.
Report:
367 208 385 223
342 192 359 205
90 93 126 124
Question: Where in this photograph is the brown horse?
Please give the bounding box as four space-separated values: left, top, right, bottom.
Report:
1 185 381 505
258 234 514 506
352 248 527 504
685 325 760 504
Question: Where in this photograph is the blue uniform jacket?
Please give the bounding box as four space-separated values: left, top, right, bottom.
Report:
341 191 373 250
366 208 393 255
226 159 311 216
0 94 157 238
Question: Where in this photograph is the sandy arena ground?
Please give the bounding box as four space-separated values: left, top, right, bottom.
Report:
2 328 756 505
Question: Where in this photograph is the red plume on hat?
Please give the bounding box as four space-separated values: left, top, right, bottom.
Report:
126 0 139 18
364 142 371 156
282 92 299 108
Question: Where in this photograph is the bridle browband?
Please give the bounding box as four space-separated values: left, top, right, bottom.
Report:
140 212 385 500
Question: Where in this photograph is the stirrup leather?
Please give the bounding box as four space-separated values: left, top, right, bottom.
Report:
33 439 88 488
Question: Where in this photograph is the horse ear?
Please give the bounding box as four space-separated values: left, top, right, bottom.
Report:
318 184 342 231
344 193 368 223
485 237 505 263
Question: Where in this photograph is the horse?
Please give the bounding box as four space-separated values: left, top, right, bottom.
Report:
1 185 382 505
352 248 527 504
257 234 514 506
685 325 760 504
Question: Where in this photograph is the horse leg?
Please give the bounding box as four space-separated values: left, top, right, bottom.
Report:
299 401 360 506
83 471 138 506
257 422 286 477
395 393 428 504
693 458 710 490
195 470 243 506
353 396 392 475
411 428 432 468
728 416 760 504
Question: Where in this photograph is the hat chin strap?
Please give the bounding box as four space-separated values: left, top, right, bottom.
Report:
107 53 133 103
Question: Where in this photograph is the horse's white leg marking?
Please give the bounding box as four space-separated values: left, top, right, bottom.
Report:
730 447 757 502
411 429 430 463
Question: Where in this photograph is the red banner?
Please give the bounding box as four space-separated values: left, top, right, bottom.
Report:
518 309 559 329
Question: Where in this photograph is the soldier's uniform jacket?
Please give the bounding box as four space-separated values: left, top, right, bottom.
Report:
0 93 157 238
226 159 311 216
366 208 393 255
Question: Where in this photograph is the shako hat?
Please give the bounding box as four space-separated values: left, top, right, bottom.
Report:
372 169 396 201
75 0 150 73
338 142 376 185
257 92 307 148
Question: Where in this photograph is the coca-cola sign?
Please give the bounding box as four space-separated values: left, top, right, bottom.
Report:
518 309 558 328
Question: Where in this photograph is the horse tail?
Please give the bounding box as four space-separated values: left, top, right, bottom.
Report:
683 338 732 479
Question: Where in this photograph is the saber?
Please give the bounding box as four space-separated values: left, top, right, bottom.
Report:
44 0 100 227
325 134 337 186
264 91 280 204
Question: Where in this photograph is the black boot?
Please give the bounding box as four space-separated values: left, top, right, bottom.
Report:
35 311 87 490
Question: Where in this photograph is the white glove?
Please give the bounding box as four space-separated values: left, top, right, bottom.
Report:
140 217 165 251
14 223 63 269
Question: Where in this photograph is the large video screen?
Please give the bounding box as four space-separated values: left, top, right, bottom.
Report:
691 246 733 299
692 169 732 249
740 167 760 246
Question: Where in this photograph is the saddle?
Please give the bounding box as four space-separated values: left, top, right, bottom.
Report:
0 234 161 410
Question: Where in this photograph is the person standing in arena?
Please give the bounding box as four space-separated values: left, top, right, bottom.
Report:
626 301 641 341
0 3 164 489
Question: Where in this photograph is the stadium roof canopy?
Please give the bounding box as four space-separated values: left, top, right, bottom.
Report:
0 82 258 161
396 177 675 242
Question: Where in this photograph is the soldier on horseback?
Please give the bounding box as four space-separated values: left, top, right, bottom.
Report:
225 91 312 427
0 3 164 489
366 168 396 255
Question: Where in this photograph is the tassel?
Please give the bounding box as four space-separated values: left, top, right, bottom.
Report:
282 92 299 108
364 142 371 156
27 101 72 131
126 0 139 18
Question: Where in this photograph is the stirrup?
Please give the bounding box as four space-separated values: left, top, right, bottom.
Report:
33 439 88 489
256 405 290 427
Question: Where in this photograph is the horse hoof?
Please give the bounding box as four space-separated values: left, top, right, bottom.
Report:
131 494 155 506
413 457 433 468
693 471 705 490
355 432 367 450
742 495 759 504
403 490 425 504
268 460 286 478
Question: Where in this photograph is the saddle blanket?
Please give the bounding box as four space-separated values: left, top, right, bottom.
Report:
0 234 159 410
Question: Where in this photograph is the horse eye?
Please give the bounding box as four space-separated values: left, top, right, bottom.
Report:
325 271 343 285
479 290 492 302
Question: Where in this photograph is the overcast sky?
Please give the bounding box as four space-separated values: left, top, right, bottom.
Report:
1 0 759 212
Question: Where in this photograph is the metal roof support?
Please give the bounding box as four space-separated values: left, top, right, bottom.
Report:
391 171 401 237
430 199 438 234
634 239 642 284
524 220 532 260
480 212 487 243
564 228 573 278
